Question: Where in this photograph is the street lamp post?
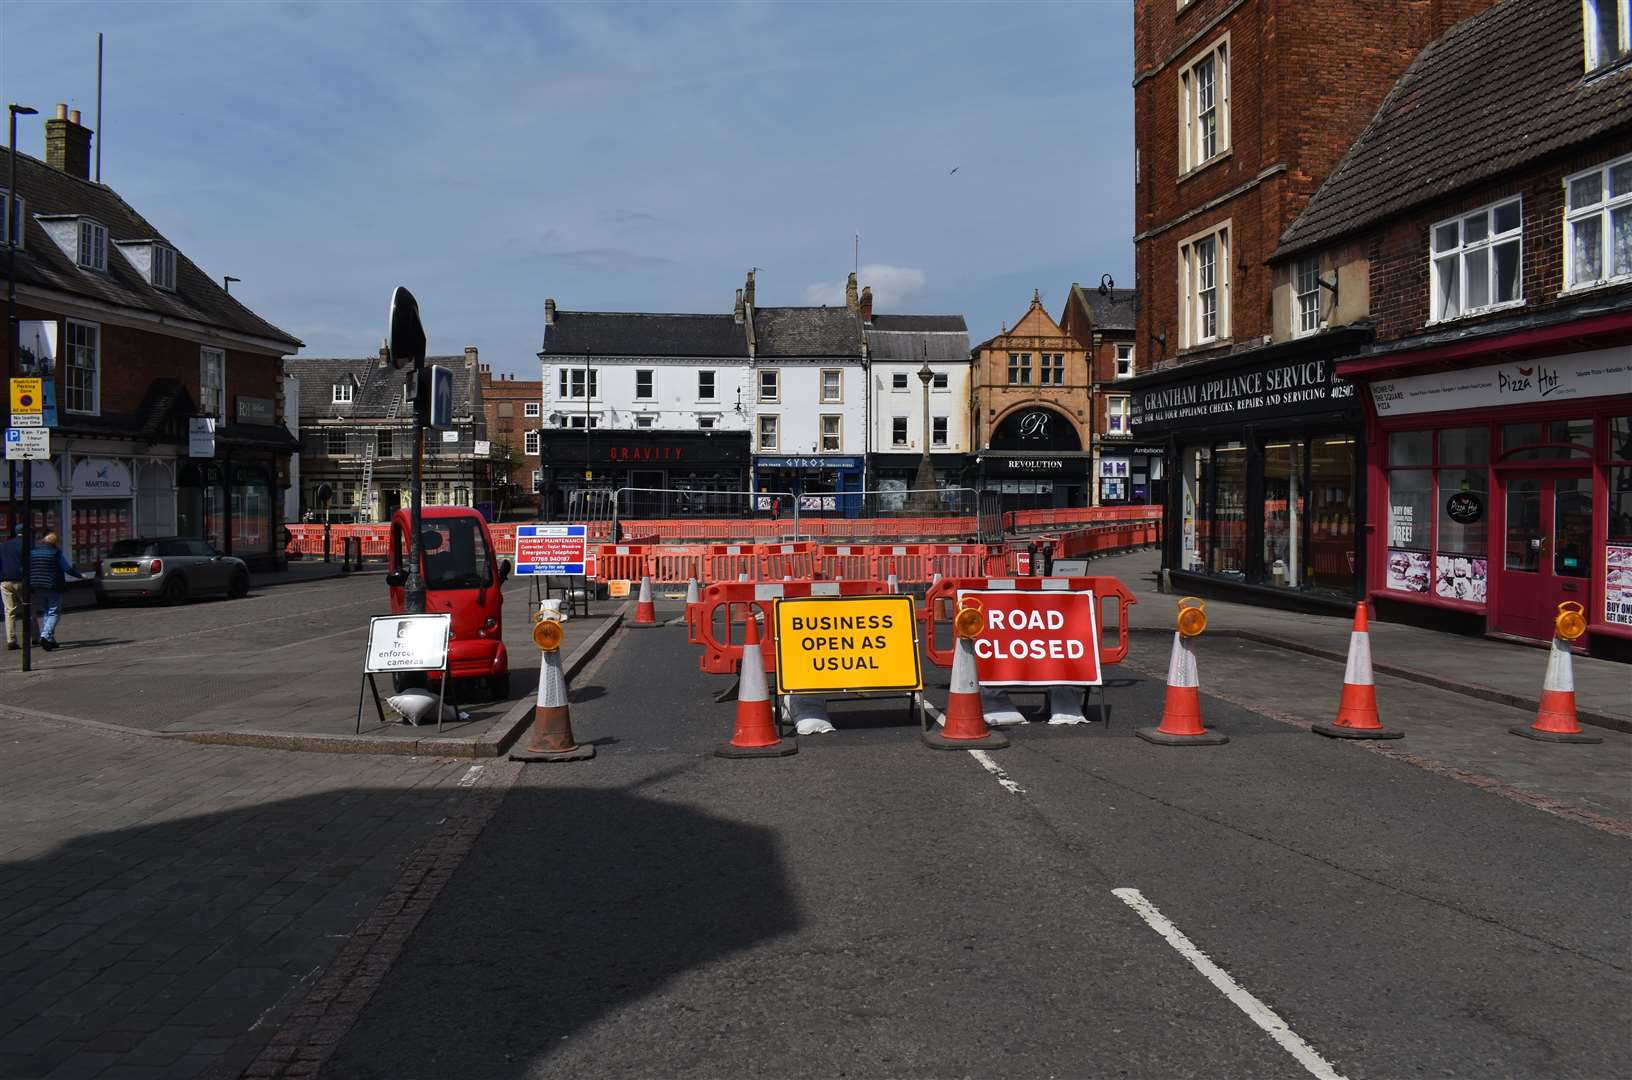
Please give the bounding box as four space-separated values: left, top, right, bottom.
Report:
8 102 38 673
909 359 938 511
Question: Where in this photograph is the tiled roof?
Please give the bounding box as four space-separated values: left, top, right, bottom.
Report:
542 312 748 358
1277 0 1632 257
1 148 301 349
751 306 864 358
287 356 480 422
864 314 970 361
1081 288 1137 332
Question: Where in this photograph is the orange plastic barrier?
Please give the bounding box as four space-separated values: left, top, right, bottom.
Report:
596 544 649 583
759 542 817 581
652 546 706 585
921 575 1137 670
817 545 872 581
707 544 757 582
873 544 927 584
689 579 892 675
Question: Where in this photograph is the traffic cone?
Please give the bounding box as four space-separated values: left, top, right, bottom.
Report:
1136 632 1228 745
1511 635 1602 743
632 575 658 627
886 573 900 594
924 632 1009 750
509 644 594 762
1313 603 1402 740
717 613 797 758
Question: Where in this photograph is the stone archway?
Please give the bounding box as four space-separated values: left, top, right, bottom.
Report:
989 405 1083 452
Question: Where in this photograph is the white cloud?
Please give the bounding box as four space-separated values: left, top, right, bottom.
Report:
803 264 927 309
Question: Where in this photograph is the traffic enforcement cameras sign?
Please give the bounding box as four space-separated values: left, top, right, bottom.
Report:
957 590 1103 686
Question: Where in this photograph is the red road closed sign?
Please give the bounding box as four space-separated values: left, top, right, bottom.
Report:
956 589 1102 687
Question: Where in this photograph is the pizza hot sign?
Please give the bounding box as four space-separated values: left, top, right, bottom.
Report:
957 589 1102 687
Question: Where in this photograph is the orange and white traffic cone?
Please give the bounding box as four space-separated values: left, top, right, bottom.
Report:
510 619 593 762
1313 603 1402 740
1511 607 1602 743
717 613 797 758
632 574 658 627
924 601 1008 750
1137 602 1227 746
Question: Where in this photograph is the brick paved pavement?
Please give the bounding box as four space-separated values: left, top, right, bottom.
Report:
0 711 509 1080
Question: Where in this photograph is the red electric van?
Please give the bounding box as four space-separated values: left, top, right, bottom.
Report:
386 506 511 698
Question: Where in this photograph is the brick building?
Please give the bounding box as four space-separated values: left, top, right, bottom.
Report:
1121 0 1494 608
971 292 1093 511
478 366 543 519
1060 282 1145 504
1267 0 1632 655
2 107 302 571
287 348 489 523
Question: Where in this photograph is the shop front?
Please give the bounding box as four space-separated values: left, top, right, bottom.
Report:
976 453 1091 512
1350 342 1632 656
752 455 865 515
539 429 751 519
867 453 975 510
1094 446 1164 506
1125 334 1368 609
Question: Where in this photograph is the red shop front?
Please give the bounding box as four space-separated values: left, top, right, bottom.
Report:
1341 316 1632 658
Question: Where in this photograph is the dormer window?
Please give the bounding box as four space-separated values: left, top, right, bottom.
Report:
151 244 177 291
1584 0 1630 71
0 189 23 249
332 379 354 404
77 218 107 270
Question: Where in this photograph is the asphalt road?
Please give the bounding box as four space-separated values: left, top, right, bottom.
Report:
323 607 1632 1080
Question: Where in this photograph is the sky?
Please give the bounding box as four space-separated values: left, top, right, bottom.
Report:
1 1 1134 378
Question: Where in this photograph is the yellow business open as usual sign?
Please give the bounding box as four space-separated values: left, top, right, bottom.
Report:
773 594 922 695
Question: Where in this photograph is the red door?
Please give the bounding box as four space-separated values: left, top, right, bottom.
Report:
1493 470 1594 641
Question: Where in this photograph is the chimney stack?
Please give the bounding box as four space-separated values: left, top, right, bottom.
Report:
44 103 93 180
544 298 556 326
378 341 390 368
464 346 478 368
734 288 744 325
859 285 873 322
845 272 859 314
743 270 755 307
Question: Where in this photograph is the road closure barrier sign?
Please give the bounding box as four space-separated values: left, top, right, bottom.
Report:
957 589 1101 687
774 594 921 695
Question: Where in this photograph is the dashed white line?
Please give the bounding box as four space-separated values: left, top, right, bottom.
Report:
1112 888 1349 1080
968 748 1025 795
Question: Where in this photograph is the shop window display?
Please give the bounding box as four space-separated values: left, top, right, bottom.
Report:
1606 417 1632 627
1309 436 1358 593
1262 441 1305 586
1211 443 1247 576
1387 427 1490 598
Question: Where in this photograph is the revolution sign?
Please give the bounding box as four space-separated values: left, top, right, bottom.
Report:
773 594 922 695
514 523 587 576
957 590 1102 687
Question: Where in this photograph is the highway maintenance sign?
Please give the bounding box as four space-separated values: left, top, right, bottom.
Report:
774 594 921 695
514 523 587 576
956 589 1102 687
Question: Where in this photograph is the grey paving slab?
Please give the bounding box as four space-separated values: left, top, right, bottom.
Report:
1093 548 1632 723
0 712 496 1080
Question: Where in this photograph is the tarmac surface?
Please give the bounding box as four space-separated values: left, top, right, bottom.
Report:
2 572 1628 1080
324 601 1632 1080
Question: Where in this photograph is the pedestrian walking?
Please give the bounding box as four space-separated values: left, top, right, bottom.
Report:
29 532 85 652
1 524 24 651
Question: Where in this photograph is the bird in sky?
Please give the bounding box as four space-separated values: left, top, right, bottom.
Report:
949 166 959 175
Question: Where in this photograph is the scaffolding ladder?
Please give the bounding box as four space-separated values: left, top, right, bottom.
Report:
358 383 404 522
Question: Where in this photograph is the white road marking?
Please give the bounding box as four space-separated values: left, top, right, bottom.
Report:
457 765 484 788
1112 888 1349 1080
969 748 1025 795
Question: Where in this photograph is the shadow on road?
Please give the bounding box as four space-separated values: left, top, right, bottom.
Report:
321 783 800 1079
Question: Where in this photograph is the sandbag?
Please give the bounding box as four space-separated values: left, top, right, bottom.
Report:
385 689 469 726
